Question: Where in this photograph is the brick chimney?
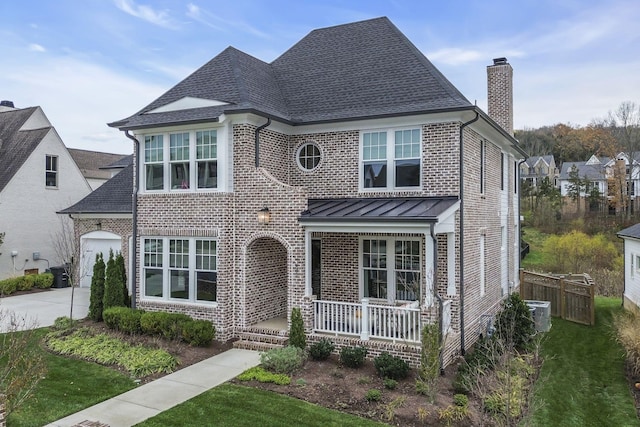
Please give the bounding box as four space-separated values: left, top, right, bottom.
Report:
487 58 513 135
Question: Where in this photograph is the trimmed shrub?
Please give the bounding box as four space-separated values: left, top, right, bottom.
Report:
494 293 535 351
260 346 306 374
103 250 125 310
140 311 192 340
16 275 35 291
88 253 106 321
237 366 291 385
34 272 54 288
102 307 145 334
181 319 216 346
0 278 18 296
374 352 410 380
289 307 306 349
309 338 335 361
339 346 368 368
52 316 75 331
103 306 130 330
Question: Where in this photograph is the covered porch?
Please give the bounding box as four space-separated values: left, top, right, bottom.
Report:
299 197 458 344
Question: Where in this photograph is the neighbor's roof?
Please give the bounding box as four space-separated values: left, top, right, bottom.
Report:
109 17 472 130
0 107 50 192
299 197 459 223
58 164 133 215
558 161 605 181
68 148 129 180
617 223 640 240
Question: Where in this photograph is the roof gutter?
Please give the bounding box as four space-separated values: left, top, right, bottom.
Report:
255 117 271 168
124 130 139 310
459 111 479 356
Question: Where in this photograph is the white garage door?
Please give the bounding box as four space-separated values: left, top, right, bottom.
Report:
80 231 122 288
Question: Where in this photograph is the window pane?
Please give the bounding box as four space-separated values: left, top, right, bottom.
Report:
146 164 164 190
170 133 189 161
46 171 57 187
364 269 387 299
395 159 419 187
363 162 387 188
169 239 189 268
395 129 420 159
144 239 163 267
171 163 190 189
363 132 386 161
196 240 217 270
396 271 419 301
197 271 217 302
298 143 321 171
170 270 189 299
144 269 163 297
145 135 163 162
197 161 217 189
196 130 217 159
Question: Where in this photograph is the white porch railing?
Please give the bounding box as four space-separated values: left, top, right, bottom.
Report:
313 298 421 343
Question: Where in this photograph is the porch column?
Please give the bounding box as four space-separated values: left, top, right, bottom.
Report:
425 232 435 308
304 229 312 297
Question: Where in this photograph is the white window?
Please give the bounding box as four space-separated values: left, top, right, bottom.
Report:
142 129 220 192
142 237 217 303
297 142 321 171
361 237 421 302
361 128 421 190
480 235 486 297
45 155 58 187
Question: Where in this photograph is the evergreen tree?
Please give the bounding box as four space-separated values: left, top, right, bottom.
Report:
103 249 124 310
115 252 130 307
88 253 106 321
289 307 306 349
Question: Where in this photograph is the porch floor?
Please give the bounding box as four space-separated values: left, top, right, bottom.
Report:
253 316 287 332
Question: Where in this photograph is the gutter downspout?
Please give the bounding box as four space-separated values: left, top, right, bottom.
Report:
516 158 527 288
255 117 271 167
459 111 479 356
125 130 139 310
430 223 446 375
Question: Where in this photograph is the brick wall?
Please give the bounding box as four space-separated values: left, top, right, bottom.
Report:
245 237 288 324
487 60 514 136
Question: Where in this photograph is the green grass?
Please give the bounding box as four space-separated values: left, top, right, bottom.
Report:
524 297 639 426
135 384 385 427
7 328 137 427
521 227 551 270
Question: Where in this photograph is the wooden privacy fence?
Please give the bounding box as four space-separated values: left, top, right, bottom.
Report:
520 270 595 326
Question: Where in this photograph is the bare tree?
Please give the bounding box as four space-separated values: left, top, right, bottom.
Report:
608 102 640 218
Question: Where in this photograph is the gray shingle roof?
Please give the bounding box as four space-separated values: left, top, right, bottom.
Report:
559 161 605 181
618 223 640 240
299 197 459 223
0 107 50 192
58 164 133 214
110 17 472 130
68 148 129 180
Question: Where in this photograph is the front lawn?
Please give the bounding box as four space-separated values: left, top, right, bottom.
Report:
525 297 639 426
135 383 385 427
8 328 136 427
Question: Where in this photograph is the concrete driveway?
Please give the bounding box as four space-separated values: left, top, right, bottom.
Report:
0 287 89 332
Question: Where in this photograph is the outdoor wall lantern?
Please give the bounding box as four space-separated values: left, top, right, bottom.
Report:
257 207 271 224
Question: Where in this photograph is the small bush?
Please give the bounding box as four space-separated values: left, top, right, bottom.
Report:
383 378 398 390
118 308 145 334
289 307 306 349
309 338 335 360
34 273 53 288
140 311 192 340
438 404 469 426
365 389 382 402
340 346 368 368
181 320 215 346
103 306 134 331
0 278 18 296
453 393 469 408
260 346 306 374
237 366 291 385
615 310 640 376
16 275 35 291
52 316 75 331
495 293 536 351
374 352 410 380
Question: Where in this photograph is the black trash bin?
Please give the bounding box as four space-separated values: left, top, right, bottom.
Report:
49 266 69 288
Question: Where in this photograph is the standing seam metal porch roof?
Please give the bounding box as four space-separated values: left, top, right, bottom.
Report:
299 197 459 223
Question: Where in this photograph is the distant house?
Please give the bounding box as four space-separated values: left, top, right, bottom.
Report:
107 17 525 367
68 149 129 189
520 155 557 187
0 101 92 279
558 153 640 213
59 161 133 288
617 223 640 312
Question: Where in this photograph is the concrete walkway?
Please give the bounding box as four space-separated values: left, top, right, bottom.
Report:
0 287 90 332
46 348 261 427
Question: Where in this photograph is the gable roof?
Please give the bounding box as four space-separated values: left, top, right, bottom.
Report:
68 148 129 180
618 223 640 240
109 17 472 130
0 107 51 192
58 164 133 215
559 161 605 181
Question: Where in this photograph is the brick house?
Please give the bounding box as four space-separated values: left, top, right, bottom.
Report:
108 17 525 367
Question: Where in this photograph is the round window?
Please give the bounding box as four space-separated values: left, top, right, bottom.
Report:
297 142 321 171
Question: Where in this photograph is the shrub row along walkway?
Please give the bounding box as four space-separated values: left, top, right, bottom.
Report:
528 297 639 426
45 349 261 427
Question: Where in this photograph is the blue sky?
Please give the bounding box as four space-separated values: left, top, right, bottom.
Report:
1 0 638 154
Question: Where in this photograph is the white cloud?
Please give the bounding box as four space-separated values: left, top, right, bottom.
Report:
28 43 45 52
113 0 177 29
428 48 483 65
184 3 268 38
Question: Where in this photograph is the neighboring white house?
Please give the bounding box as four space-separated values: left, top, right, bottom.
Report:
618 223 640 312
0 101 92 280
